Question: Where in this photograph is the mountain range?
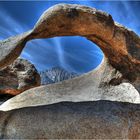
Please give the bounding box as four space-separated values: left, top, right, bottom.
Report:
39 66 79 85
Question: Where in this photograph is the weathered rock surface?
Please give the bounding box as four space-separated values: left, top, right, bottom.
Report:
0 58 40 96
0 4 139 92
0 4 140 139
0 31 31 68
0 58 139 111
0 101 140 139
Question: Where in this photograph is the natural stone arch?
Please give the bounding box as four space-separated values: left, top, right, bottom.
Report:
0 4 139 91
0 4 140 139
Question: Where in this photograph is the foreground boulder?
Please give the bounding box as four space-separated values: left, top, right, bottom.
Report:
0 58 40 96
0 101 140 139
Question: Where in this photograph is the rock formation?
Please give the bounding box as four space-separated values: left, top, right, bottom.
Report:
0 57 139 111
0 58 40 96
0 4 140 139
0 101 140 139
0 4 139 92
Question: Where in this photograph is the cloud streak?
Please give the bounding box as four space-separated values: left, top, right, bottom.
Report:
0 8 28 39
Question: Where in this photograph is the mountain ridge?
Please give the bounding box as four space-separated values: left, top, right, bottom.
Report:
39 66 79 85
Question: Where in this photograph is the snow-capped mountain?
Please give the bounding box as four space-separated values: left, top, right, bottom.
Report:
39 66 79 85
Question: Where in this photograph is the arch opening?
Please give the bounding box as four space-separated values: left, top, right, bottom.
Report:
20 36 104 84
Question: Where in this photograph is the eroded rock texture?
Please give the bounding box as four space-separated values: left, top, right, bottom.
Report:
0 101 140 139
0 4 140 139
0 4 139 92
0 58 40 96
0 58 139 111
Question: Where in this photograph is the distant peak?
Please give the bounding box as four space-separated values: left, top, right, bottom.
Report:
39 66 79 85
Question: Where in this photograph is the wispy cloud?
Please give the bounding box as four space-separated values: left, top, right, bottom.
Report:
0 8 28 39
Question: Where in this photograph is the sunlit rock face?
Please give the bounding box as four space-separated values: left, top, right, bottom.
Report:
0 4 139 92
0 58 40 96
0 4 140 139
1 57 139 111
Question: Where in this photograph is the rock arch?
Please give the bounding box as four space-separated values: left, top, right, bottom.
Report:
0 4 140 139
0 4 139 91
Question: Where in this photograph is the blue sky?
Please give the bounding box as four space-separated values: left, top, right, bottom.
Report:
0 1 140 73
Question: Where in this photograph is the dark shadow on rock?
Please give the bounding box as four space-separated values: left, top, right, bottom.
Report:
0 94 14 105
